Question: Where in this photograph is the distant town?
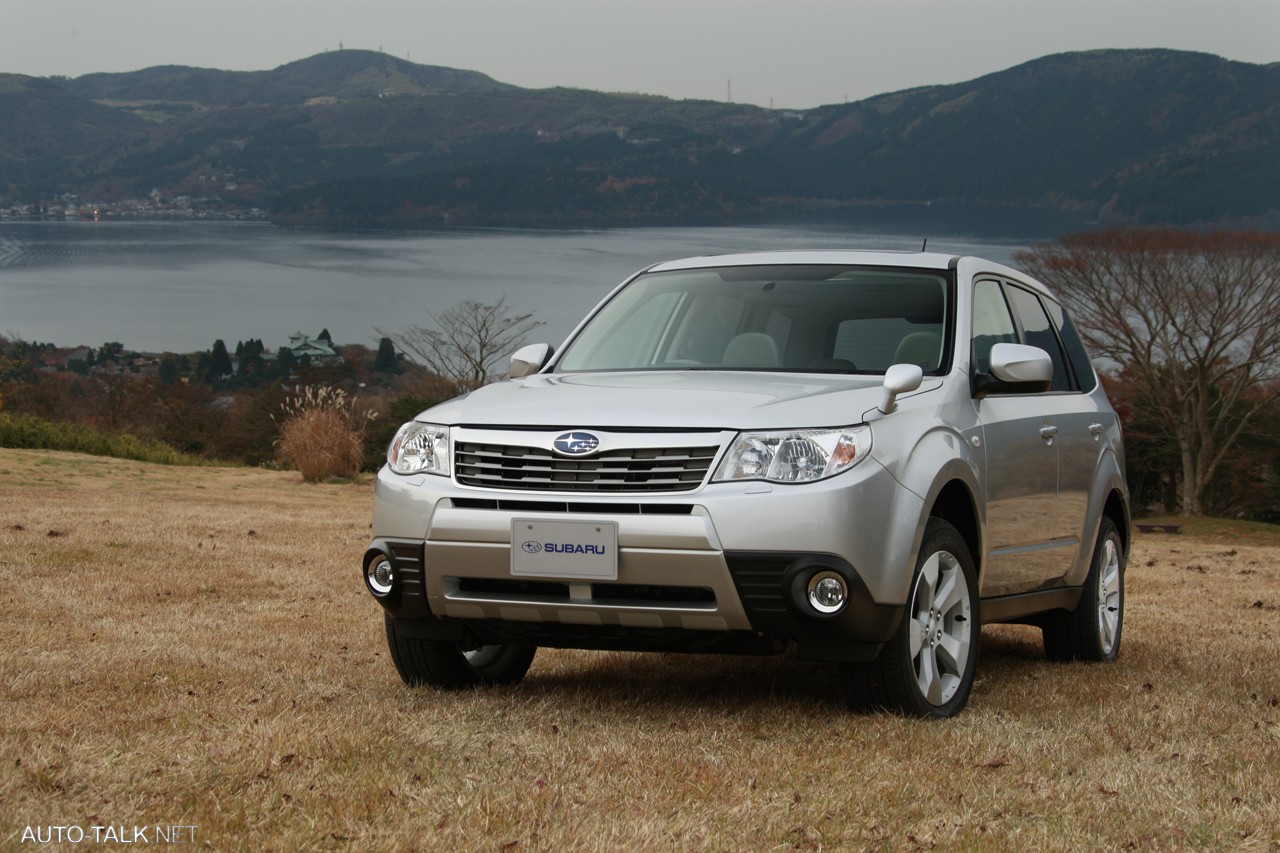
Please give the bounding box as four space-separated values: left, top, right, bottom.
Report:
0 190 265 222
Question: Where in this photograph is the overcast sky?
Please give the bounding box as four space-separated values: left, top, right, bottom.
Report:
4 0 1277 109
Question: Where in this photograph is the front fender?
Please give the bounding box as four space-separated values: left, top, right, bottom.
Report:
874 424 984 604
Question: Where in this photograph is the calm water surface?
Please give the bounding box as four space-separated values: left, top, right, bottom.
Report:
0 221 1044 353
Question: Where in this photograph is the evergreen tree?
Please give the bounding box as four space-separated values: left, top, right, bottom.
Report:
158 356 181 385
317 328 332 343
276 346 296 377
238 348 265 382
374 337 401 373
99 342 123 364
207 339 233 382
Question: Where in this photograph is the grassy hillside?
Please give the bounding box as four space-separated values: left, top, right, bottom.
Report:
2 447 1277 847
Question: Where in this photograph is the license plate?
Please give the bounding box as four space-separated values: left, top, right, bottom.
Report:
511 518 618 580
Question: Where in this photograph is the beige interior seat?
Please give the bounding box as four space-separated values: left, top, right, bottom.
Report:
722 332 779 367
893 332 941 370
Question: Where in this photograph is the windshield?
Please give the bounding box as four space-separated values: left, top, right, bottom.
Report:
556 264 951 375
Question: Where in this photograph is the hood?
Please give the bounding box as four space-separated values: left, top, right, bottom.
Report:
421 370 916 430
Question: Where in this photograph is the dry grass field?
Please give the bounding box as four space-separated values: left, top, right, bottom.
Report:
2 447 1278 850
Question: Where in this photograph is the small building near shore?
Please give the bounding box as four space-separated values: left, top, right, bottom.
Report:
288 332 343 365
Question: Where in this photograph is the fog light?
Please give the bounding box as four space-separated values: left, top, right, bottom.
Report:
366 557 395 596
807 571 847 614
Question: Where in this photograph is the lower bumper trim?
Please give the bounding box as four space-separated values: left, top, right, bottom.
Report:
725 551 904 648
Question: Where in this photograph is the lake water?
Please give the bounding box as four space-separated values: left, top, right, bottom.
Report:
0 220 1050 354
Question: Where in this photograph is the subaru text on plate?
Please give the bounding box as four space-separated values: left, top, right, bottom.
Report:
364 251 1129 717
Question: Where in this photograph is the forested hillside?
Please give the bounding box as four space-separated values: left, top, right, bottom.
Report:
1 48 1276 226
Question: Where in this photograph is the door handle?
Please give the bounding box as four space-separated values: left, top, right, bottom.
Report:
1089 422 1105 435
1039 426 1059 440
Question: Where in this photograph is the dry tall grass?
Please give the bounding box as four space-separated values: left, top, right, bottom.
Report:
1 448 1277 850
275 386 376 482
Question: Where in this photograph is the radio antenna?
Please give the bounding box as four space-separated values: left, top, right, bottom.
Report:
921 238 928 251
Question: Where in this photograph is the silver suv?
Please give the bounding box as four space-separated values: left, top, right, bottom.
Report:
364 251 1129 717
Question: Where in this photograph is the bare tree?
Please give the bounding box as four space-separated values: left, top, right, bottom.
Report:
381 296 544 392
1017 228 1280 515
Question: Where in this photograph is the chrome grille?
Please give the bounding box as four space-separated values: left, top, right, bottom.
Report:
455 442 718 492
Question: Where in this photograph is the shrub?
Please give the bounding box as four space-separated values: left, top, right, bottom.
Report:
275 386 377 482
0 412 213 466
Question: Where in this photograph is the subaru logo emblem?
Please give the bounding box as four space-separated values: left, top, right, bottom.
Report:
553 431 600 456
521 541 543 553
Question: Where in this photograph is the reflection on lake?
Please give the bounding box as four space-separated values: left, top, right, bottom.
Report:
0 221 1049 353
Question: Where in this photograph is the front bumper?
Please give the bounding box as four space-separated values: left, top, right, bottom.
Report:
366 439 923 662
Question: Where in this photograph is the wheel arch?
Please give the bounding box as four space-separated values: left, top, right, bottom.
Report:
889 424 985 594
927 477 982 581
1102 487 1131 560
1067 448 1132 587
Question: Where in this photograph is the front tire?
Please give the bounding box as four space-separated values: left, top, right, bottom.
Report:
1043 517 1125 662
842 518 980 717
384 615 536 689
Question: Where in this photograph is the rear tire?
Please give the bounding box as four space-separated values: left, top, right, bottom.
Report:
1043 517 1125 662
841 518 980 718
384 615 536 688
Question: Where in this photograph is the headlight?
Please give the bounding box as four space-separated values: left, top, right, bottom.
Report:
713 426 871 484
387 422 450 476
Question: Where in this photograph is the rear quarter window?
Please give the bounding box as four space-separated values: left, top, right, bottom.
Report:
1042 299 1098 393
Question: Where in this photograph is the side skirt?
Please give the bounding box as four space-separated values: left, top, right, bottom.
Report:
982 586 1084 624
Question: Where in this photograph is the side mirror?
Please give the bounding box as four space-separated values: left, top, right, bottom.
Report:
509 343 553 379
990 343 1053 383
880 363 924 413
973 343 1053 397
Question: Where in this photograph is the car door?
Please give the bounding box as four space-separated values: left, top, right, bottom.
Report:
971 278 1064 597
1039 295 1110 547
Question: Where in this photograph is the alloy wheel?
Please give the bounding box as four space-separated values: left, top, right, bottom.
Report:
909 549 973 706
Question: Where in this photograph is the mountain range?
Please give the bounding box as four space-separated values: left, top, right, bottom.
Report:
0 48 1276 229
